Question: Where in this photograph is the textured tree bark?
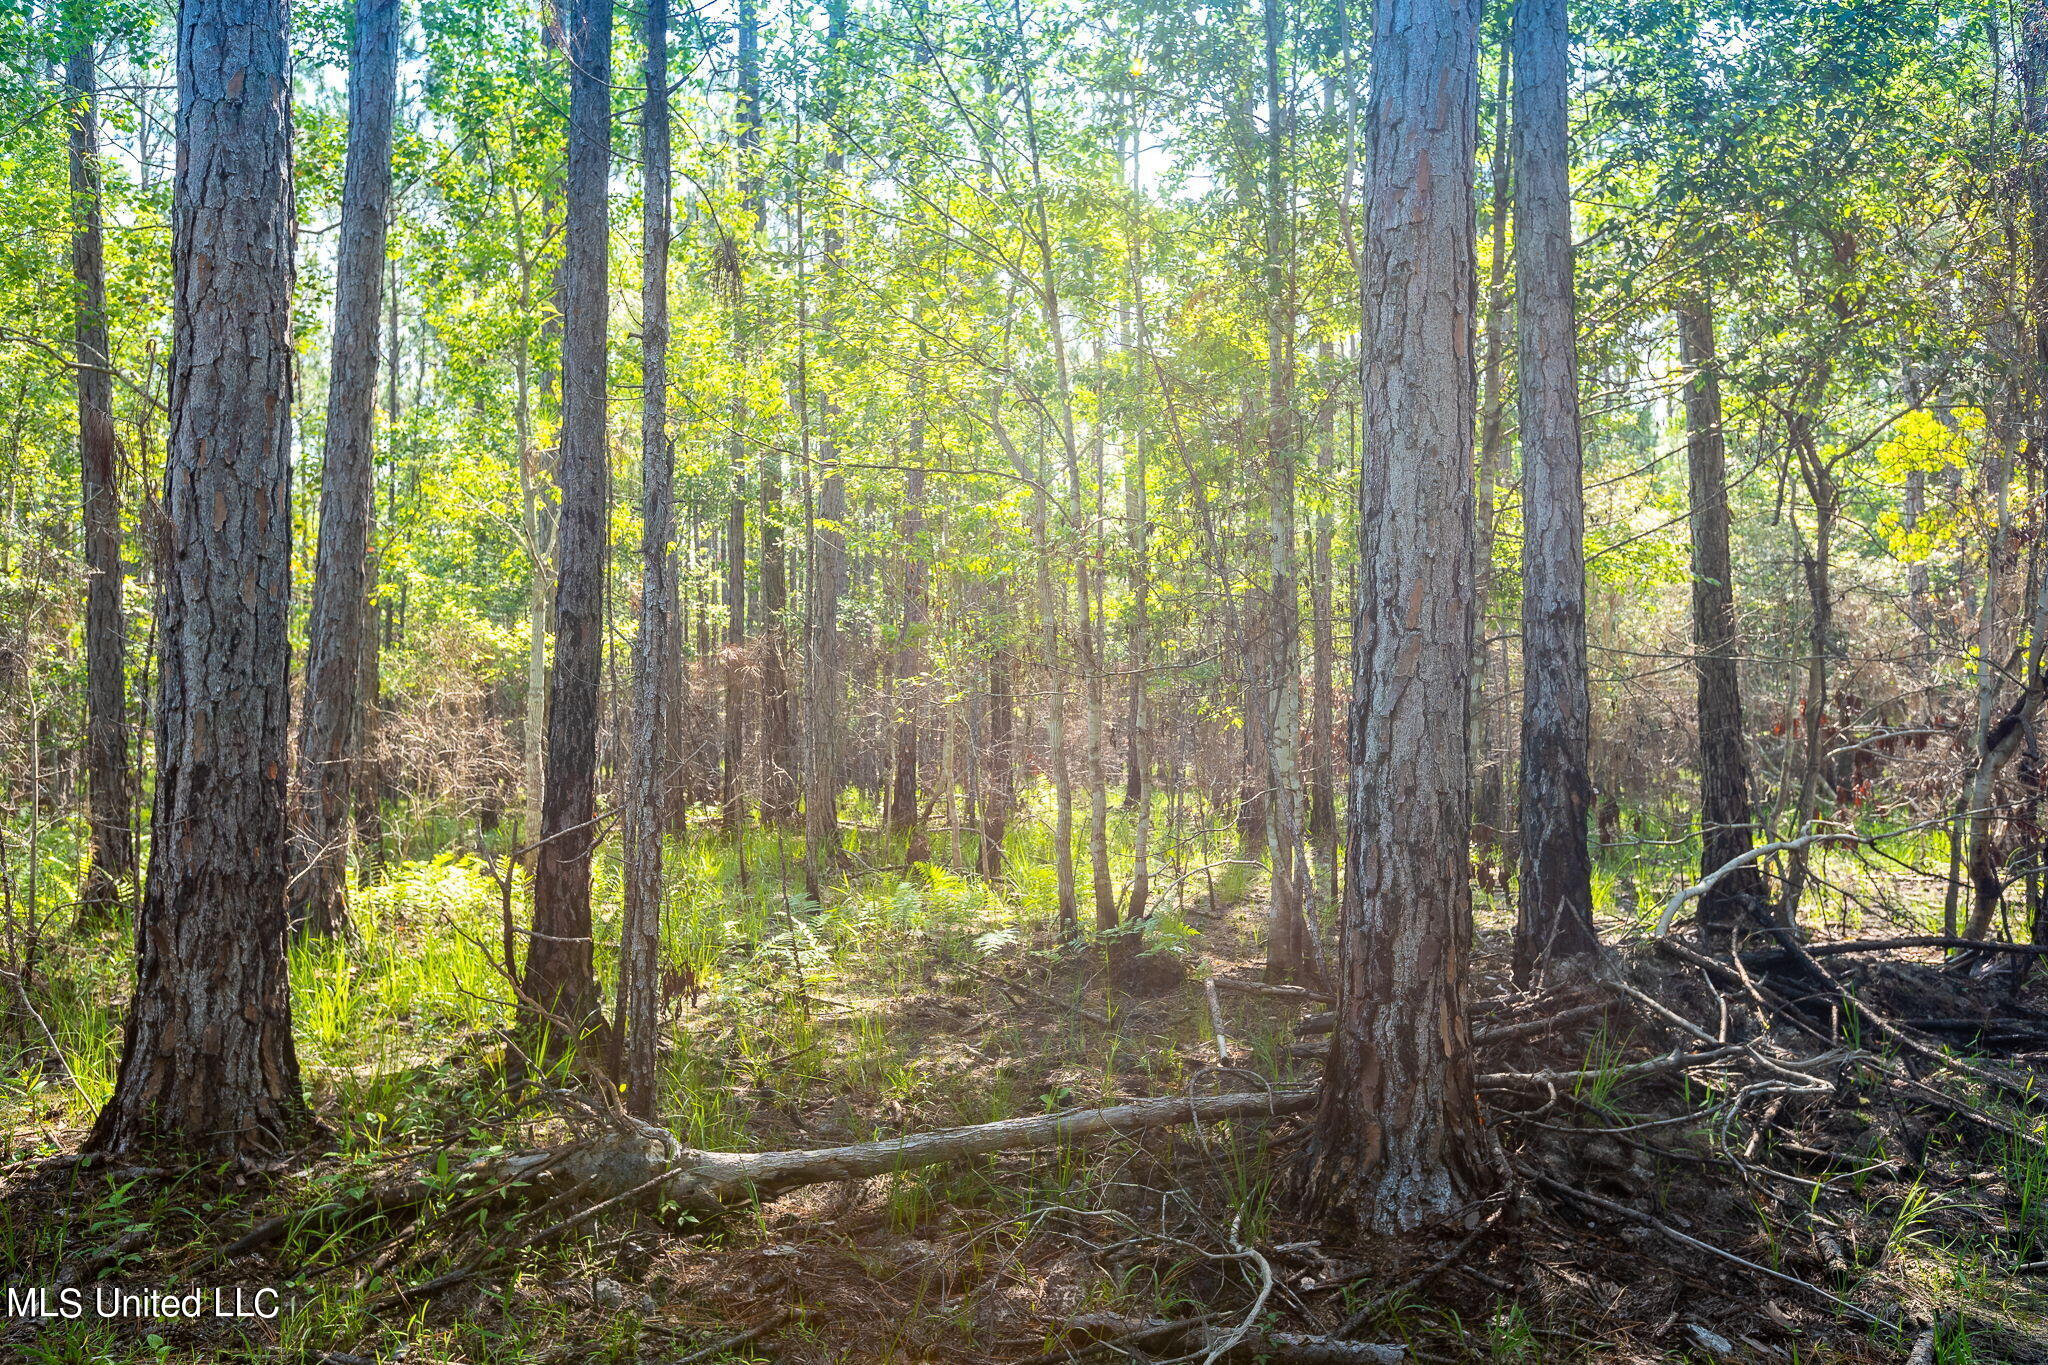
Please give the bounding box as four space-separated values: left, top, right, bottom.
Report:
67 42 135 922
1510 0 1601 986
520 0 611 1053
614 0 673 1119
88 0 305 1157
1677 298 1766 938
1297 0 1496 1232
289 0 396 940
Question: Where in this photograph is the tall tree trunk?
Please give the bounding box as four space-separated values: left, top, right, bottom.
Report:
1471 38 1510 861
1678 296 1765 937
614 0 673 1119
1297 0 1496 1232
354 590 383 886
722 480 746 838
1017 34 1083 933
802 0 849 904
888 458 928 849
1124 335 1153 921
1261 0 1312 982
1308 342 1337 847
511 192 554 858
357 257 400 883
289 0 397 939
980 644 1013 879
67 42 135 922
1963 417 2019 940
1781 411 1833 928
721 0 762 840
759 461 794 820
1510 0 1601 985
88 0 305 1156
521 0 612 1053
1033 464 1078 932
1085 446 1114 932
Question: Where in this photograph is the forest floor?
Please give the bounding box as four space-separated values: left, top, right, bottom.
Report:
2 820 2046 1363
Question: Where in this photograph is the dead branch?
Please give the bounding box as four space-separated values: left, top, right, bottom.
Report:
1757 924 2037 1102
1026 1315 1403 1364
1205 978 1232 1064
1335 1202 1506 1335
1526 1172 1880 1324
331 1088 1317 1311
1652 811 1964 938
671 1310 793 1364
1768 935 2048 959
1478 1044 1746 1094
959 957 1112 1027
1210 976 1332 1003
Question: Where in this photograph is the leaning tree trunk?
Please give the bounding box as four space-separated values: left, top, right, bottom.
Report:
67 41 135 922
289 0 397 939
1297 0 1497 1233
1510 0 1601 986
520 0 611 1055
614 0 673 1118
88 0 305 1157
1678 296 1766 937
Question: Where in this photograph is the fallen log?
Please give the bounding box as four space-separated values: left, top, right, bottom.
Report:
652 1088 1316 1207
1210 977 1332 1003
1034 1314 1403 1364
358 1089 1318 1309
